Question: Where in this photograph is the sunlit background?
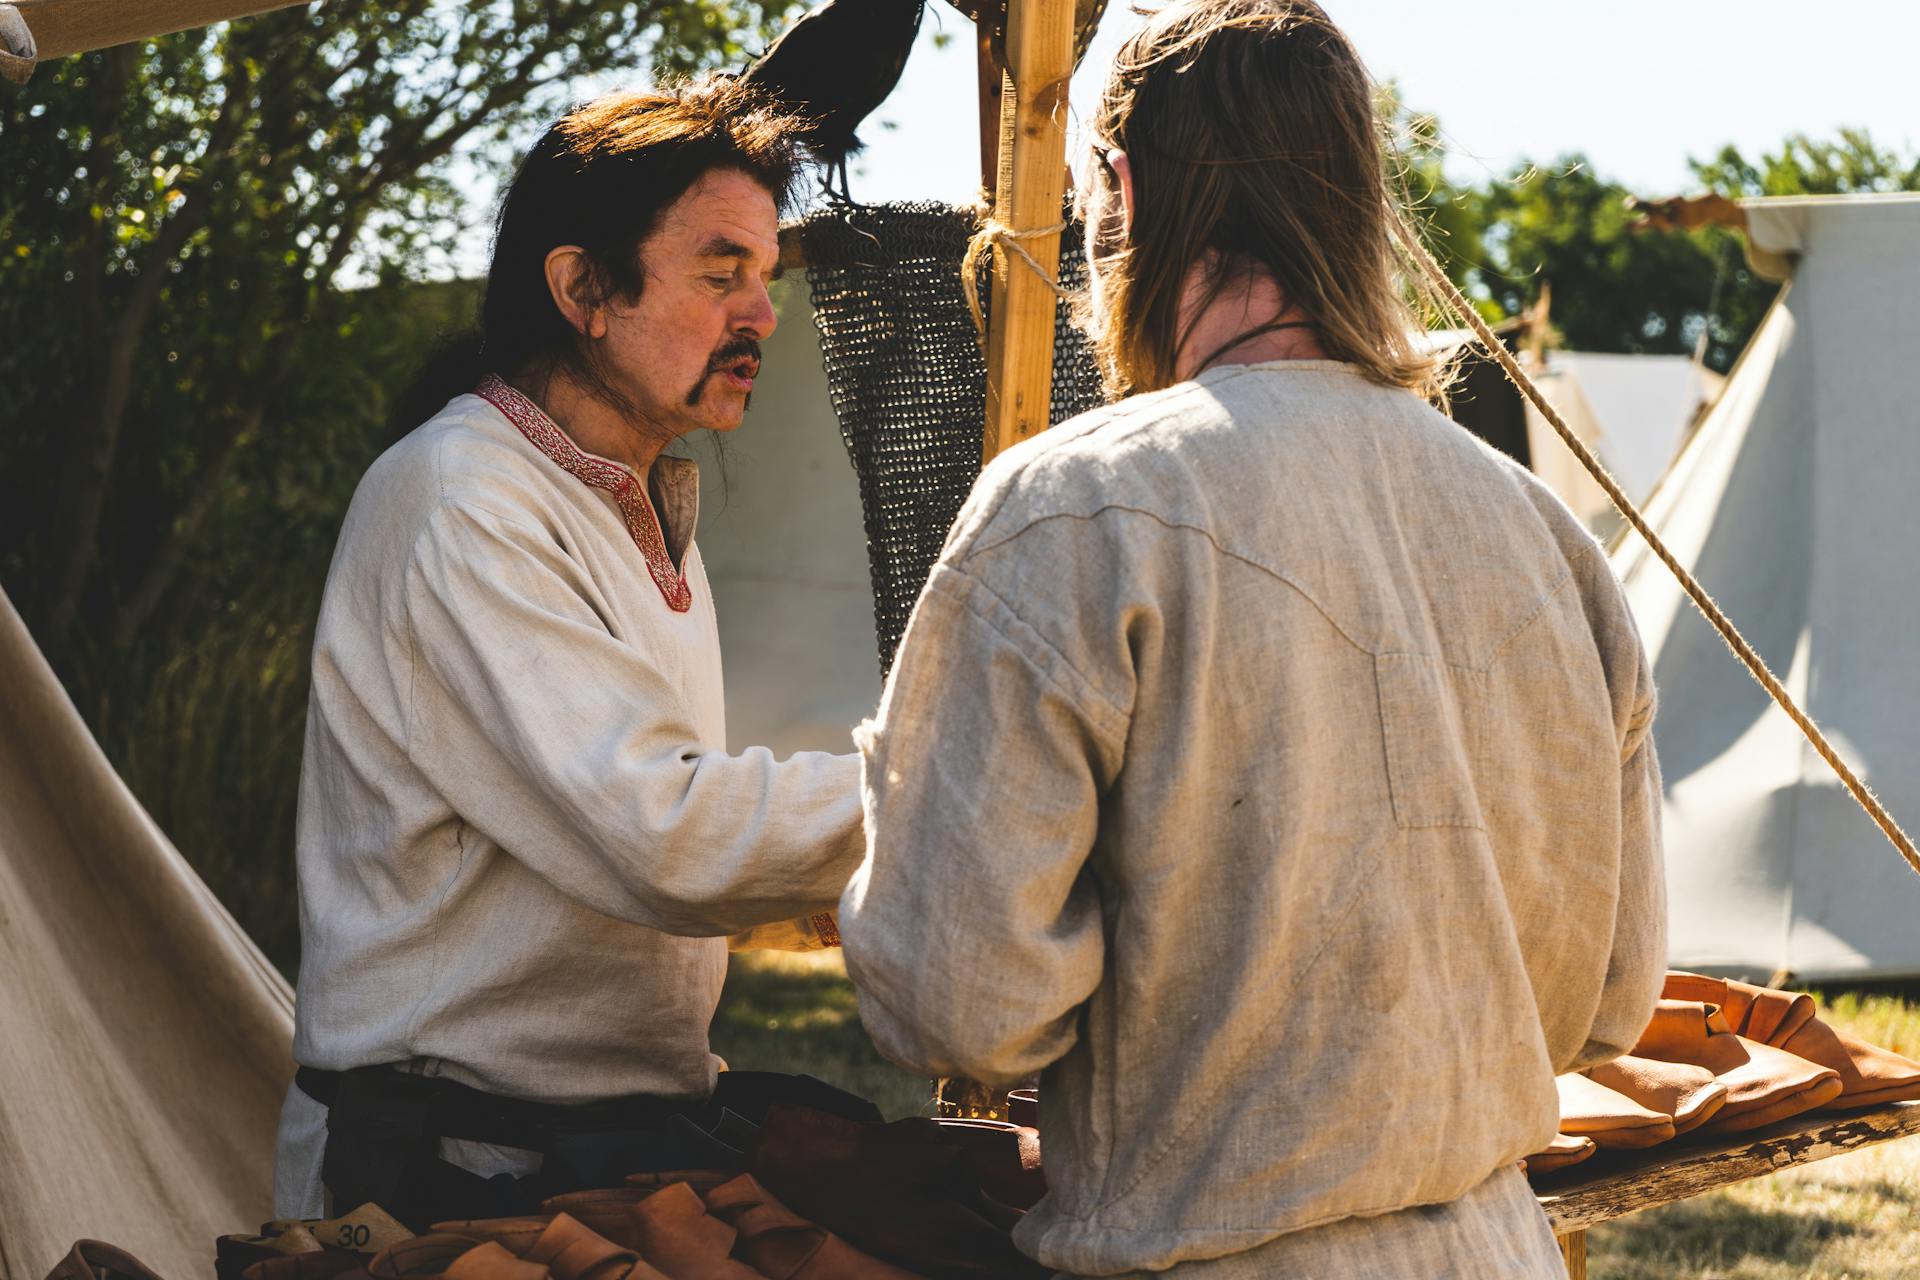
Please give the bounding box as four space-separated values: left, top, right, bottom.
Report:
416 2 1920 276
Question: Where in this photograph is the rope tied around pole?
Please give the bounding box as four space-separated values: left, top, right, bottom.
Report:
961 218 1074 343
1390 211 1920 884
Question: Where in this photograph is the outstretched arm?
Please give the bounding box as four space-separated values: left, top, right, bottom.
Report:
840 560 1124 1087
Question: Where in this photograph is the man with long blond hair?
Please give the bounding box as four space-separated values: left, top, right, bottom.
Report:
839 1 1666 1274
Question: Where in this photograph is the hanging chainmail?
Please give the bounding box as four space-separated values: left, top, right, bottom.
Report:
800 201 1105 674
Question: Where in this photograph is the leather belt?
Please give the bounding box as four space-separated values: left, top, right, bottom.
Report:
296 1064 688 1152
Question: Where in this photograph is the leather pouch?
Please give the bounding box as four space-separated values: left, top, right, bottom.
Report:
1633 1000 1842 1132
1583 1055 1728 1135
1522 1133 1596 1177
1554 1073 1675 1149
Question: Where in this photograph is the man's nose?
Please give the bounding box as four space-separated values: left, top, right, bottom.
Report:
736 278 777 340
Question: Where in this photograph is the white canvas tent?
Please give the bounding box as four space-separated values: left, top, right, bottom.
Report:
1613 193 1920 981
1518 357 1616 534
1424 329 1716 537
1523 351 1720 534
0 591 294 1280
698 288 883 758
1551 351 1719 504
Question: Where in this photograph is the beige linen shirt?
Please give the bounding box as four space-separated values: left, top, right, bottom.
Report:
275 384 863 1212
840 361 1666 1277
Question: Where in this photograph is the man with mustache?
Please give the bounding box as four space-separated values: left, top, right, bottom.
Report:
274 77 866 1227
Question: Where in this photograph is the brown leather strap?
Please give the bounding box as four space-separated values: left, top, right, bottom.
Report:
703 1176 826 1279
441 1244 548 1280
369 1235 477 1280
46 1242 167 1280
628 1181 739 1258
522 1217 636 1280
423 1220 549 1257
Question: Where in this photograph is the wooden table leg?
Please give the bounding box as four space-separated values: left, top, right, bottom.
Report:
1557 1229 1587 1279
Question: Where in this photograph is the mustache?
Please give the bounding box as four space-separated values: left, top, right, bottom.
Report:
687 336 764 407
709 336 762 372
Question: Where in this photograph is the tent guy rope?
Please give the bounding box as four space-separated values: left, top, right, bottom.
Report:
1390 212 1920 886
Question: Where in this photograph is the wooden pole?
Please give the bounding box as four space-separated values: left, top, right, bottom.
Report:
975 31 1005 200
1556 1230 1586 1280
980 0 1077 463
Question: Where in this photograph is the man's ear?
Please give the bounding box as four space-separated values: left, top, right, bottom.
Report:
1109 150 1136 239
544 246 607 340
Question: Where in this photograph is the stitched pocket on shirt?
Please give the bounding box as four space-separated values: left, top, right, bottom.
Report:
1374 653 1481 829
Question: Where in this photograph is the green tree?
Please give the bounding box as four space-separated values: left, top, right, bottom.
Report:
1379 84 1500 322
1468 158 1759 370
1693 128 1920 197
1454 128 1920 371
0 0 794 970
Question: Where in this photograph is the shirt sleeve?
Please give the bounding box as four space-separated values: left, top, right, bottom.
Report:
839 559 1127 1088
1564 659 1669 1072
399 499 865 937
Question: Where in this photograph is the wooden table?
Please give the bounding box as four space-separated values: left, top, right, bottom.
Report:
1533 1101 1920 1277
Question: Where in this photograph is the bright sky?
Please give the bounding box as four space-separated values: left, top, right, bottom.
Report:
848 0 1920 206
426 1 1916 279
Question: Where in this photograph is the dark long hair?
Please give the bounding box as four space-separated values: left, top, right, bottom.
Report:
395 74 806 433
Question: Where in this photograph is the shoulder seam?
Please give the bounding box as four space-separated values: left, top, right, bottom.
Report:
951 384 1220 553
962 506 1372 657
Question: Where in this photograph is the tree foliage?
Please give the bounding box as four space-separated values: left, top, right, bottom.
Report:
1403 127 1920 372
1693 128 1920 197
0 0 796 971
1381 87 1498 324
1469 159 1763 371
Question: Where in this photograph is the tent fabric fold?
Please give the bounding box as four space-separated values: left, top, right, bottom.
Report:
0 586 294 1280
1613 194 1920 981
4 0 308 66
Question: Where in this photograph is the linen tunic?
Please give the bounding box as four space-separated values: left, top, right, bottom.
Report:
840 361 1666 1277
275 382 863 1213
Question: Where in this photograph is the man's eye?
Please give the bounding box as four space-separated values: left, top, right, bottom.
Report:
705 275 733 288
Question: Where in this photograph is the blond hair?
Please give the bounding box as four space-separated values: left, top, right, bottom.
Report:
1084 0 1447 400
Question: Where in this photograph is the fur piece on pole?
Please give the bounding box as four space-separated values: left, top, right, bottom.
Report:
7 0 308 62
0 4 37 84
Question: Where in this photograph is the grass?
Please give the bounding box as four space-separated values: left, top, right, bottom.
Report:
710 949 928 1120
715 957 1920 1276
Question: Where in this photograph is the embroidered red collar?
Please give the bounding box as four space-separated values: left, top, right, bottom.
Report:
476 374 693 613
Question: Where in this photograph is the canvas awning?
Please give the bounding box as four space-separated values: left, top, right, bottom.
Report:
0 587 294 1280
